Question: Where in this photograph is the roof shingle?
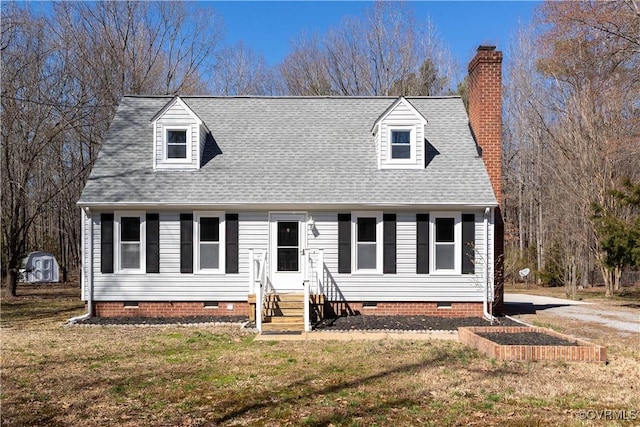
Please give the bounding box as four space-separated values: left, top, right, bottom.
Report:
79 96 497 207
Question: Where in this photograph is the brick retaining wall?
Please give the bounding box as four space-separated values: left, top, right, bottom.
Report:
458 326 606 363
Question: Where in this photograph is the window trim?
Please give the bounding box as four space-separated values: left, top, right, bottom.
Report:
163 125 192 163
430 212 461 275
114 211 146 274
194 211 225 274
351 211 383 274
387 126 416 164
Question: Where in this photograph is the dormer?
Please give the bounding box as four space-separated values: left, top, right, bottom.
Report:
371 97 427 170
151 97 209 170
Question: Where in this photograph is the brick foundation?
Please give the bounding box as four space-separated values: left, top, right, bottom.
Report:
326 301 484 318
94 301 250 318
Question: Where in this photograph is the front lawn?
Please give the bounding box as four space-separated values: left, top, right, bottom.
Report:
2 283 638 426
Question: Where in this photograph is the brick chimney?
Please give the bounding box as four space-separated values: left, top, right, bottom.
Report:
468 45 503 204
468 45 504 314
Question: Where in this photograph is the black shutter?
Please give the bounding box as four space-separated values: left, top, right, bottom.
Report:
462 214 475 274
100 213 114 274
180 213 193 273
338 213 351 273
383 214 396 274
416 214 429 274
146 213 160 273
225 213 239 274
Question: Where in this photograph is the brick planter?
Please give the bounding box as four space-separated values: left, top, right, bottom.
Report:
458 326 606 363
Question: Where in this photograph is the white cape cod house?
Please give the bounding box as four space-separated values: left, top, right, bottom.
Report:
77 47 504 331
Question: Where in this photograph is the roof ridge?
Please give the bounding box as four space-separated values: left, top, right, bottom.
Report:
123 95 462 100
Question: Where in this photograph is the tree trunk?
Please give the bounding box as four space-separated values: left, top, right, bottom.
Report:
7 268 18 297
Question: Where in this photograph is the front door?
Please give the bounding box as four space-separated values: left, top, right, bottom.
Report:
270 213 306 292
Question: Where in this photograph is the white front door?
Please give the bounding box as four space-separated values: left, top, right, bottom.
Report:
270 213 306 292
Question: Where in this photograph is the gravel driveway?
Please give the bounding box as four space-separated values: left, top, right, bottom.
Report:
504 293 640 334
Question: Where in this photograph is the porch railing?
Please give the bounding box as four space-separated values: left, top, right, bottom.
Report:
303 249 324 332
248 249 271 332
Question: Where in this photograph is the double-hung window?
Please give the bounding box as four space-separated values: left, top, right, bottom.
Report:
115 212 145 273
388 127 415 163
431 212 461 274
352 212 383 273
195 212 225 273
165 127 190 161
391 130 411 159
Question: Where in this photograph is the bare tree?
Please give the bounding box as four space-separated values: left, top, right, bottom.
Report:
503 1 640 296
212 42 282 95
280 2 459 96
280 33 332 96
1 2 224 295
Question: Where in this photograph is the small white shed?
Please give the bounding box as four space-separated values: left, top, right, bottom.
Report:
19 251 60 283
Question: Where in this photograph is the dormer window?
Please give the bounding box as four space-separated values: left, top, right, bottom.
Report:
167 129 188 159
388 126 416 163
391 130 411 159
372 97 427 170
164 127 191 162
152 97 209 170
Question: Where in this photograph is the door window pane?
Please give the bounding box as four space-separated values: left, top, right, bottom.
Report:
277 248 298 271
278 222 298 246
277 221 299 272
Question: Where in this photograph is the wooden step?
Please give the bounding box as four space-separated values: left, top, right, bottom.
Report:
263 300 304 309
265 315 304 324
264 293 305 302
263 307 304 317
261 322 305 332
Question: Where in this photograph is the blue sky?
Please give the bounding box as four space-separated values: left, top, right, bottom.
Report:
212 1 540 67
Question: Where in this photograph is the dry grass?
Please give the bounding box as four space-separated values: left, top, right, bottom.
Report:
1 284 639 426
505 282 640 304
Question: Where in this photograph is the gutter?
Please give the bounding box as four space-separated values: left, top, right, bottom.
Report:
483 207 496 324
68 207 93 324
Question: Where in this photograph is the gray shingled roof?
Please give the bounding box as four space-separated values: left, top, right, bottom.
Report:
79 96 497 207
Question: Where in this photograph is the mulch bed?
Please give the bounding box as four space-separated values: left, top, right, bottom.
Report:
314 315 522 331
476 331 578 346
77 315 524 332
78 316 249 325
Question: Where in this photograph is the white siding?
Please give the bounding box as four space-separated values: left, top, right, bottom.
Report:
154 101 200 169
378 100 425 169
307 211 490 302
89 210 492 303
91 212 268 301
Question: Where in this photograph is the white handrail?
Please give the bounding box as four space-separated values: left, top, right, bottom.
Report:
248 249 268 332
304 250 310 332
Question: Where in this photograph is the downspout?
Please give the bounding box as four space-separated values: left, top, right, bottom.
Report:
68 207 93 324
483 207 495 324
